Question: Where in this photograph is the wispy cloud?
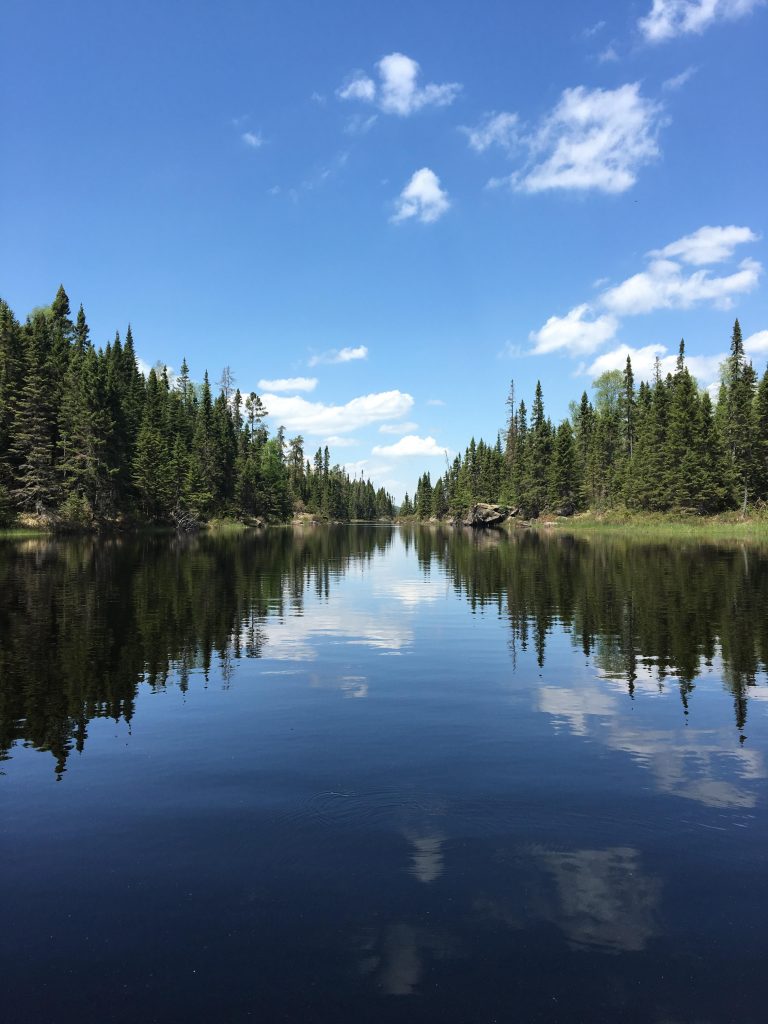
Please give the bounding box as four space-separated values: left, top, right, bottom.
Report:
639 0 764 43
241 130 265 149
597 44 620 62
343 113 378 135
308 345 368 367
372 434 452 457
426 398 445 406
337 52 461 116
257 376 317 393
583 19 607 37
481 83 665 194
392 168 450 224
662 66 698 90
460 112 519 153
338 74 376 102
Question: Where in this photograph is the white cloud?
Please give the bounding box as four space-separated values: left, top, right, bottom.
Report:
528 224 762 366
585 343 725 384
426 398 445 406
242 131 264 148
257 376 318 393
337 74 376 102
662 66 697 90
308 345 368 367
137 357 176 383
323 435 360 447
586 343 667 379
392 168 450 224
343 459 396 481
337 52 461 116
379 421 419 435
639 0 764 42
530 304 619 355
597 44 620 62
516 84 664 194
261 389 413 435
745 330 768 355
651 224 758 265
601 257 761 315
378 52 461 115
461 112 519 153
372 434 452 458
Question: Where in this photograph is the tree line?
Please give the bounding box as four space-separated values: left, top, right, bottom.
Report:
403 321 768 520
0 287 395 526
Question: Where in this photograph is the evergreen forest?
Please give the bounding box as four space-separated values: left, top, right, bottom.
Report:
0 288 395 527
404 321 768 521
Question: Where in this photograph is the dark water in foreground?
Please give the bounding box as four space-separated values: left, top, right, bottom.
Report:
2 526 768 1023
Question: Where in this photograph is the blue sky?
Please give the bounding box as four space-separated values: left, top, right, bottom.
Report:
1 0 767 499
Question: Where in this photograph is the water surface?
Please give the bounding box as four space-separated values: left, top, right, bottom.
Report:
2 526 768 1022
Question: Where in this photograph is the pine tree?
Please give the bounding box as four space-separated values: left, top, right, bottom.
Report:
548 421 578 513
723 319 757 511
754 368 768 499
10 314 59 516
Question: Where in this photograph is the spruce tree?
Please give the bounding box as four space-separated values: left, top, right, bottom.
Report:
10 314 59 516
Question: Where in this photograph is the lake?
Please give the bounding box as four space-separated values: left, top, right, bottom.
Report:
2 525 768 1023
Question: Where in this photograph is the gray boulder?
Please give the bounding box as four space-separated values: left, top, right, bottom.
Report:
462 503 509 528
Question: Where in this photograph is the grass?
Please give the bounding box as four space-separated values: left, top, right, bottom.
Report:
527 510 768 540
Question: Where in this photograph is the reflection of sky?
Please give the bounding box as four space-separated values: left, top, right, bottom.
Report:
231 531 768 814
243 544 456 670
537 645 767 809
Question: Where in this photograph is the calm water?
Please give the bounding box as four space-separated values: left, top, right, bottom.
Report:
2 526 768 1023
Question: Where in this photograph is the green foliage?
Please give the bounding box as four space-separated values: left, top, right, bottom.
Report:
58 491 92 526
0 481 12 526
0 289 395 527
409 322 768 521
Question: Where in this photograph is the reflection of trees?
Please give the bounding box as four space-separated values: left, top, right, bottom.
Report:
3 525 767 776
0 527 394 776
405 526 768 729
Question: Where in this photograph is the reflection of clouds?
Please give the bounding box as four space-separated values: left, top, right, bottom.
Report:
364 923 421 995
340 675 368 698
539 684 615 736
386 579 447 608
405 831 445 883
251 605 413 661
537 846 659 953
358 922 456 996
538 682 766 809
609 727 765 809
477 845 660 954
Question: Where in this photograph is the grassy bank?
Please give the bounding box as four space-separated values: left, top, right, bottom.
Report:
525 510 768 539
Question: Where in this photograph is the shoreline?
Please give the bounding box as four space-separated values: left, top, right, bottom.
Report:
3 511 768 542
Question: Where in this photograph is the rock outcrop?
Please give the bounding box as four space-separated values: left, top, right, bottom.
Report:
462 503 509 528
